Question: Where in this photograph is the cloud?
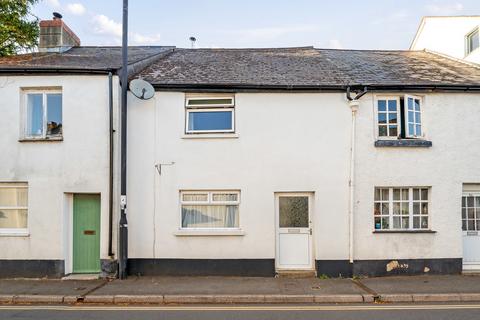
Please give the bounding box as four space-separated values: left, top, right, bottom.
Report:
46 0 61 8
425 2 464 15
130 33 162 45
65 3 86 16
92 14 122 38
91 14 161 45
327 39 343 49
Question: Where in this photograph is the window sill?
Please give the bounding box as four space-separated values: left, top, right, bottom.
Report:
0 229 30 237
374 139 432 148
373 230 436 234
174 229 245 236
181 133 239 139
19 136 63 142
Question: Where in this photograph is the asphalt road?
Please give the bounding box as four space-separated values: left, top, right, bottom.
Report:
1 304 480 320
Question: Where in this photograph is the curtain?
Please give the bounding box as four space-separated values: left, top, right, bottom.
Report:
182 205 238 228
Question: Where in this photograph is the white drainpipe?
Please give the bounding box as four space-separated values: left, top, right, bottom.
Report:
348 99 360 264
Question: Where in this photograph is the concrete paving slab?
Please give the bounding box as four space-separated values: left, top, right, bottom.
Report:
313 294 364 303
114 295 164 304
0 279 105 296
83 295 114 304
13 294 64 304
359 275 480 294
412 293 461 302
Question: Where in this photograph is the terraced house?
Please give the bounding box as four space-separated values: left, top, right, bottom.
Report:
1 15 480 278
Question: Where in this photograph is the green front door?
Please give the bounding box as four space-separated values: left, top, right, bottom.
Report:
73 194 101 273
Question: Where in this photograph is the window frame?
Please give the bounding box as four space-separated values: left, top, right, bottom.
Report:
404 94 424 139
21 89 63 140
462 191 480 232
466 27 480 56
374 187 430 232
374 96 402 140
179 190 241 230
0 182 29 236
184 96 235 134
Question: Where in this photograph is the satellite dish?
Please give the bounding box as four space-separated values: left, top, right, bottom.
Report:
129 79 155 100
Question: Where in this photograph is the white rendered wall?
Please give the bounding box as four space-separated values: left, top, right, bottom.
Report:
0 75 116 264
411 17 480 63
127 92 352 261
128 91 480 263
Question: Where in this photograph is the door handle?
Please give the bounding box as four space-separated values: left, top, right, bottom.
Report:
84 230 96 235
309 228 312 235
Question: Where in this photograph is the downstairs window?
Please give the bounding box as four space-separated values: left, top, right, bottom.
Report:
180 191 240 229
374 187 429 231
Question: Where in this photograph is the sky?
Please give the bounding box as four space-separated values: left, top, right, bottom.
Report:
32 0 480 49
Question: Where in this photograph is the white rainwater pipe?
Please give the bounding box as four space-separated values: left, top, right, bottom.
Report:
348 99 360 264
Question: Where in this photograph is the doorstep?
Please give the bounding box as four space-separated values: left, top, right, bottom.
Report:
62 273 100 280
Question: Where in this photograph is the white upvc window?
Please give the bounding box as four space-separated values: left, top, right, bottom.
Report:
466 27 479 56
180 191 240 229
185 96 235 134
22 89 63 139
375 96 401 139
404 95 423 138
0 182 28 235
375 95 424 140
374 187 429 231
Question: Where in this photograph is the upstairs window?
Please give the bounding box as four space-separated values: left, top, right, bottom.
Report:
23 89 62 139
466 28 479 55
185 96 235 134
376 95 423 139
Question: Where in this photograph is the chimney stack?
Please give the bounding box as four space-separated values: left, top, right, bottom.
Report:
39 12 80 52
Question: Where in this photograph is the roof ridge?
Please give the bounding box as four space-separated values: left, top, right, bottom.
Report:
175 46 315 51
423 49 480 70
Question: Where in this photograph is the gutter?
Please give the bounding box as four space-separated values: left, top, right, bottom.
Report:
151 83 480 92
0 68 114 75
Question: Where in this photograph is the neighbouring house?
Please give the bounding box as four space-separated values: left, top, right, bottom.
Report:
410 16 480 63
1 15 480 278
0 14 172 277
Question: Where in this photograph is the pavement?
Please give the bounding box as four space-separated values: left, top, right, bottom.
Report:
1 275 480 305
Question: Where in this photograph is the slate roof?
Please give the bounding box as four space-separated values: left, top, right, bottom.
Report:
137 47 480 89
0 46 174 72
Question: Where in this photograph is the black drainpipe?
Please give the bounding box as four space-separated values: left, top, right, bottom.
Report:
108 72 114 257
118 0 129 279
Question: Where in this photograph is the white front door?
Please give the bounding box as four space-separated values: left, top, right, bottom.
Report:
462 192 480 270
275 193 314 270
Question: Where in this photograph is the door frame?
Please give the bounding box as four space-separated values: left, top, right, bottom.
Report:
274 192 315 271
462 191 480 270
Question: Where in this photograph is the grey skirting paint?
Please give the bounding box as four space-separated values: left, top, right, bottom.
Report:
352 258 462 277
0 260 64 278
128 259 276 277
316 258 462 278
316 260 353 278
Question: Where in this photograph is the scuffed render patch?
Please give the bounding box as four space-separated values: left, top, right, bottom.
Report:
386 260 409 272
